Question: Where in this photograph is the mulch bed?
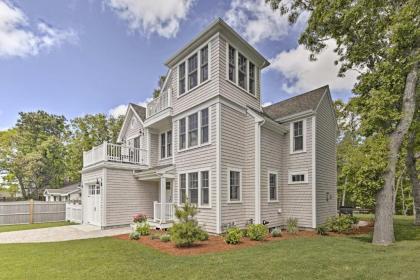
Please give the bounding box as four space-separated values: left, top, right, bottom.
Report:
113 222 374 256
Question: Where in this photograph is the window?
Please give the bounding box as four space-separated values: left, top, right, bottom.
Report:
179 62 186 95
188 113 198 147
268 172 278 201
288 171 308 184
180 174 187 203
292 120 305 152
160 133 166 159
238 53 247 90
133 136 141 149
167 130 172 157
188 172 198 204
200 46 208 82
179 118 186 150
229 170 241 202
201 108 209 144
201 171 209 206
228 45 236 82
249 62 255 95
188 54 198 90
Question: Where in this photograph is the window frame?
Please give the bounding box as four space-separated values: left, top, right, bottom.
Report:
200 45 209 83
290 119 307 154
288 170 309 185
267 170 279 202
227 168 242 203
188 53 198 90
178 107 211 152
178 169 211 208
159 130 173 159
200 108 209 144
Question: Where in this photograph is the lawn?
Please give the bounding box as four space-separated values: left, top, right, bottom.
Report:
0 221 75 233
0 216 419 280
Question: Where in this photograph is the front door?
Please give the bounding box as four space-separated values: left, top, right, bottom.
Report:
87 184 101 226
166 181 172 203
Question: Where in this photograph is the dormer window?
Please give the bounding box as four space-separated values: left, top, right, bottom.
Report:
227 44 257 96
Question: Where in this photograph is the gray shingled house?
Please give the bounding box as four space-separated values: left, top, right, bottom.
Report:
81 18 337 233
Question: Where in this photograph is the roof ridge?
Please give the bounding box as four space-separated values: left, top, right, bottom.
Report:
264 85 329 109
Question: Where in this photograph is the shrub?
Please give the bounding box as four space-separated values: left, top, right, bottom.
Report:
241 228 248 237
129 231 140 240
170 201 206 247
271 228 282 237
326 215 359 233
286 218 299 234
160 234 171 242
198 229 209 241
133 213 147 223
316 225 328 235
224 227 243 244
136 222 150 236
247 224 268 241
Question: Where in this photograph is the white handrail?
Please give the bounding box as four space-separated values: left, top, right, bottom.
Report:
146 89 171 118
153 201 175 222
83 143 148 167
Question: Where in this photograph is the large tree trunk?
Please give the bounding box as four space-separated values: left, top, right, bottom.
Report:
373 64 418 245
16 176 27 199
406 120 420 225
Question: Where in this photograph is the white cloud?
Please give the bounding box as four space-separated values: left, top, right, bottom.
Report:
268 40 358 95
262 101 272 107
0 0 77 58
105 0 194 38
224 0 293 44
108 98 153 118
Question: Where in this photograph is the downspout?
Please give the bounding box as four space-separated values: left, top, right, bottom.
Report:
254 117 265 225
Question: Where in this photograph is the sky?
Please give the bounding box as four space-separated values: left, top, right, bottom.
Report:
0 0 358 130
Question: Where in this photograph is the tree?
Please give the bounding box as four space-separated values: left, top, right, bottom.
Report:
267 0 419 245
152 75 167 98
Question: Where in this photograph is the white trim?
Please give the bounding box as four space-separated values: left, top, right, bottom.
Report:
177 106 211 152
288 170 309 184
290 118 307 154
177 168 212 209
215 102 221 233
311 115 317 228
276 110 314 123
267 170 279 202
227 167 242 203
102 168 107 227
117 104 145 142
159 129 173 160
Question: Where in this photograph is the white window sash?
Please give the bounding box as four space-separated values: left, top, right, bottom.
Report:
290 119 307 154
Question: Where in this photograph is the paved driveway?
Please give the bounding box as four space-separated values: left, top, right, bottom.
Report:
0 225 131 244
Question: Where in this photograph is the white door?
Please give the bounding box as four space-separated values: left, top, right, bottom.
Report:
87 185 101 226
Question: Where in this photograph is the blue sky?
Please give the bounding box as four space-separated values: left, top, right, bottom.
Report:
0 0 357 130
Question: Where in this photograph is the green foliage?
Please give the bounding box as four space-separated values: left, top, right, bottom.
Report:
286 218 299 234
326 216 359 233
224 227 243 244
170 201 207 247
198 230 209 241
247 224 268 241
271 228 282 238
159 234 171 242
316 226 328 236
129 231 140 240
136 222 150 236
150 234 160 240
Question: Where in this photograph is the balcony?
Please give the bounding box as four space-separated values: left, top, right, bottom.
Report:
145 89 172 129
83 142 148 168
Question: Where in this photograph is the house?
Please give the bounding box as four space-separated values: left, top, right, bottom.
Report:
81 18 337 233
44 183 81 202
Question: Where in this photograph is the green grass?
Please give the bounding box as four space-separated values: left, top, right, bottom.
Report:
0 216 419 280
0 221 75 233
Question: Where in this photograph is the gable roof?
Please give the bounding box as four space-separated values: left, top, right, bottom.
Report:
44 183 80 196
130 103 146 120
117 103 146 142
263 86 329 120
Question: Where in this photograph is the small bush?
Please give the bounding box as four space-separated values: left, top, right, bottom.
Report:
170 201 205 247
316 225 328 235
133 213 147 223
136 222 150 236
160 234 171 242
241 228 248 237
326 215 359 233
198 229 209 241
271 228 282 237
247 224 268 241
286 218 299 234
129 231 140 240
224 227 243 244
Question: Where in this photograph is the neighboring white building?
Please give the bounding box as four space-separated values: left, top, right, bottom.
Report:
44 183 81 202
81 19 337 233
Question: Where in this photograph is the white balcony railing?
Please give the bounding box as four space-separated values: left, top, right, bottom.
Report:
153 201 175 222
83 142 148 167
146 89 172 118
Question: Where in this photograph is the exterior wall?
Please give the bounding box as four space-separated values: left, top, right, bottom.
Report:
171 104 218 233
81 168 104 226
260 127 283 228
220 104 255 229
148 132 159 167
280 116 314 228
315 95 337 225
124 114 143 142
105 168 158 227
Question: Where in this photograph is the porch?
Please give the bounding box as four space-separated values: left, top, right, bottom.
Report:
83 142 148 168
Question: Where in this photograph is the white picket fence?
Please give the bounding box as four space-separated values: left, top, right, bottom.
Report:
65 203 83 223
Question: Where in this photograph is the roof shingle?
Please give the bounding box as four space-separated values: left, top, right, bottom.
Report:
130 103 146 120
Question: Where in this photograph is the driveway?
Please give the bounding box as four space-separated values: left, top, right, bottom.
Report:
0 224 131 244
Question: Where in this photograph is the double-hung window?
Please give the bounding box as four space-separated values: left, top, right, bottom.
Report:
200 46 208 82
188 172 199 204
228 45 236 82
179 119 186 150
227 45 257 96
238 53 247 90
201 171 209 206
201 108 209 144
180 174 187 203
268 172 278 201
167 130 172 157
160 130 172 159
188 113 198 147
292 120 305 152
188 54 198 90
160 133 166 159
179 62 186 95
179 170 210 207
249 62 255 95
229 170 241 202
